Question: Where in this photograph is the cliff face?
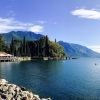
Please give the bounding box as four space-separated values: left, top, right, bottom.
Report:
0 79 51 100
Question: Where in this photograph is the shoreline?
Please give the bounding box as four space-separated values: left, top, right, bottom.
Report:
0 56 78 62
0 79 51 100
0 56 67 62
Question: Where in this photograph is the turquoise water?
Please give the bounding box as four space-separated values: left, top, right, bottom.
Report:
0 58 100 100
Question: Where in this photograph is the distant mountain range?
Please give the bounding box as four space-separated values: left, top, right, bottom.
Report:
0 31 43 43
1 31 100 57
58 41 100 57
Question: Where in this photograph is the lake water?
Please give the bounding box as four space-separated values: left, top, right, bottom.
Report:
0 58 100 100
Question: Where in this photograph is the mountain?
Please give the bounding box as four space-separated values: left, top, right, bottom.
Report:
1 31 100 57
58 41 100 57
0 31 44 43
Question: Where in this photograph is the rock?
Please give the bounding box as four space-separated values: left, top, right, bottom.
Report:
0 79 8 84
41 98 51 100
0 79 51 100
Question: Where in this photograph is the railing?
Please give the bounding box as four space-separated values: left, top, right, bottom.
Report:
0 56 31 62
0 56 15 62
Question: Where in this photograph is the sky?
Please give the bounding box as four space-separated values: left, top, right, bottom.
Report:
0 0 100 52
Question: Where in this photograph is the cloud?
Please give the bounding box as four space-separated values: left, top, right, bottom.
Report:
0 18 44 33
36 20 57 25
88 45 100 53
71 9 100 19
29 25 43 32
36 20 46 24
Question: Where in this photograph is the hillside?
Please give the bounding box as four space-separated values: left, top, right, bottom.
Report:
58 41 100 57
0 31 44 43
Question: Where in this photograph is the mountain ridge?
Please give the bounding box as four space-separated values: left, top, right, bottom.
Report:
0 31 100 57
0 31 44 43
58 41 100 57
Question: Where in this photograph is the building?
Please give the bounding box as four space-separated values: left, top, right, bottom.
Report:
0 52 14 62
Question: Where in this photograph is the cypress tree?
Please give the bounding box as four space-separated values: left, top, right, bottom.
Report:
19 41 23 56
37 41 39 57
0 36 5 51
45 35 49 57
55 39 57 43
23 36 26 56
10 37 14 55
26 42 31 57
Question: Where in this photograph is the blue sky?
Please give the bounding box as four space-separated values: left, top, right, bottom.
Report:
0 0 100 52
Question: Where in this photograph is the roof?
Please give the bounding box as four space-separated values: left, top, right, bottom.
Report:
0 52 13 57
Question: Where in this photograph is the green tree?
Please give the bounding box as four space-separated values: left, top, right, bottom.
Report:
10 37 15 55
38 37 46 57
23 36 26 56
49 41 65 58
19 41 23 56
9 35 65 58
55 39 57 43
0 35 5 51
45 35 49 57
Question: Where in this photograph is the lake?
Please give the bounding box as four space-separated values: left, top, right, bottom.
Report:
0 58 100 100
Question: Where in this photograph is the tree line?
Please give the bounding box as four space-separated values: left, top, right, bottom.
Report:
0 35 65 58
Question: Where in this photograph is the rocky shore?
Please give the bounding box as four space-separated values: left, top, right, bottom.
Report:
0 79 51 100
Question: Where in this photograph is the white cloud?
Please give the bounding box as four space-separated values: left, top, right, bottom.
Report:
88 46 100 53
71 9 100 19
36 20 57 25
0 18 44 33
29 25 43 32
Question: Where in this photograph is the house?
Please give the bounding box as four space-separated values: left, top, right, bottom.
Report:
0 52 14 62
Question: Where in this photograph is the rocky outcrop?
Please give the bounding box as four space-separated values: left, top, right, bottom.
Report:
0 79 51 100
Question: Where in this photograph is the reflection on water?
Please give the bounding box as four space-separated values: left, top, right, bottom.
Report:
0 58 100 100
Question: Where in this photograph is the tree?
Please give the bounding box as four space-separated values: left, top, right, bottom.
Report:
23 36 26 56
45 35 49 57
10 37 14 55
9 35 65 58
26 42 31 57
10 37 21 56
0 35 6 51
38 37 45 57
49 41 65 58
55 39 57 43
